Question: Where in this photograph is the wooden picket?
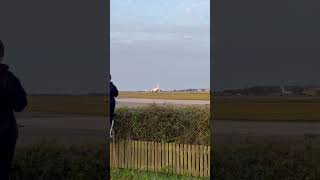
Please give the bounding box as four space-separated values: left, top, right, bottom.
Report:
110 140 210 177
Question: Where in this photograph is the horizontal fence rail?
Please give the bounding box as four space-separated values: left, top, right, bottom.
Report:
110 140 210 177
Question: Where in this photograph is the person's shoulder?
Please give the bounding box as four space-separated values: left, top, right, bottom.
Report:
6 70 21 83
6 70 18 79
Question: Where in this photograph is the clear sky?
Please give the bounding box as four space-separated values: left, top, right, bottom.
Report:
111 0 210 91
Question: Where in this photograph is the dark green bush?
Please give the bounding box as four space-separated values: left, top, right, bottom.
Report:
12 142 108 180
113 104 210 145
212 141 320 180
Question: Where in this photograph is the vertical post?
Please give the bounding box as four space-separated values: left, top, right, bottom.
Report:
192 144 196 176
179 144 184 175
204 146 208 177
162 142 166 172
195 144 199 177
184 144 188 175
200 145 203 177
169 143 172 174
172 143 175 174
188 144 192 175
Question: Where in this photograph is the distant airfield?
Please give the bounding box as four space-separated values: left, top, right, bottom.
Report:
118 91 210 100
117 91 210 107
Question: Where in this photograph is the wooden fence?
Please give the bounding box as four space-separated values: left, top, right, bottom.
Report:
110 140 210 177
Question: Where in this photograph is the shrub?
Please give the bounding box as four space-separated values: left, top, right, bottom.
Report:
113 104 210 145
12 142 108 180
212 141 320 180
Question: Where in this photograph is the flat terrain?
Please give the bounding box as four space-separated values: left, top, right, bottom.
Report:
212 120 320 145
213 96 320 144
214 96 320 121
23 95 320 145
27 95 108 116
117 98 210 107
19 95 208 145
16 112 108 145
118 91 210 100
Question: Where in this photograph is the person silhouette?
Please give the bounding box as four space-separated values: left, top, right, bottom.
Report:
0 40 28 179
110 74 118 125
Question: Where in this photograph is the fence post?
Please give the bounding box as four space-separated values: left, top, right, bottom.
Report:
195 144 200 177
208 146 211 176
144 141 148 171
147 141 151 171
192 144 196 176
134 141 138 170
131 140 134 169
200 145 203 177
172 143 176 174
110 141 113 168
204 145 208 177
169 143 172 174
161 142 164 172
179 144 183 175
184 144 188 175
175 144 179 175
152 142 155 172
188 144 192 175
158 142 162 172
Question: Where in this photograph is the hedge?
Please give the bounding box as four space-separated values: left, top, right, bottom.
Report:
113 104 210 145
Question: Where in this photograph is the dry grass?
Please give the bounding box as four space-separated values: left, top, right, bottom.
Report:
118 91 210 100
26 95 320 121
214 96 320 121
27 95 108 116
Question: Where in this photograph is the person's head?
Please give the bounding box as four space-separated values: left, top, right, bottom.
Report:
0 40 4 63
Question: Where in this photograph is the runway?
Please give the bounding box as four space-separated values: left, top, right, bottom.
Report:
212 120 320 144
16 112 108 145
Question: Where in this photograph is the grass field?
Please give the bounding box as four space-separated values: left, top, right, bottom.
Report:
111 169 209 180
26 95 320 121
27 95 108 116
118 91 210 100
214 96 320 121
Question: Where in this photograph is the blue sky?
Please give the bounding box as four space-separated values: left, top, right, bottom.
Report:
111 0 210 91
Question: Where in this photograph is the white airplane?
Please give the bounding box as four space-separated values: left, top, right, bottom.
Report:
281 86 292 95
145 84 162 92
150 84 161 92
